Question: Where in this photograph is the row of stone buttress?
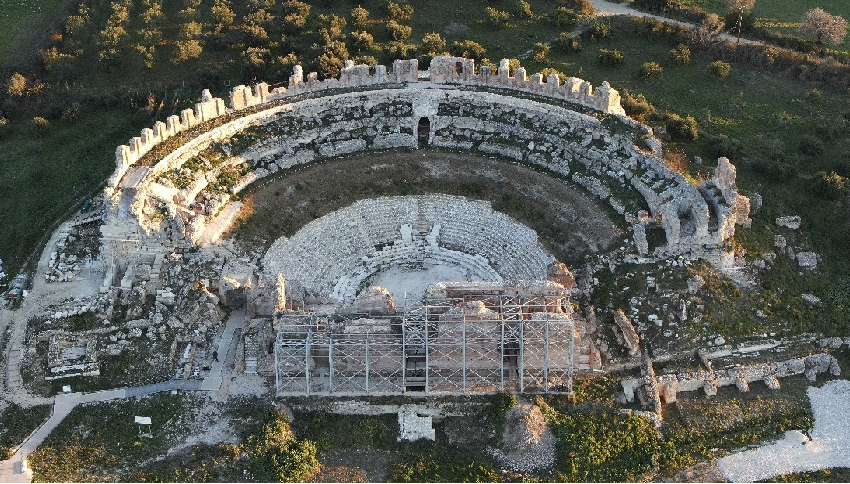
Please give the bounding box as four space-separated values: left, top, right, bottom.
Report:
108 56 627 200
654 353 841 403
108 89 227 194
428 56 625 116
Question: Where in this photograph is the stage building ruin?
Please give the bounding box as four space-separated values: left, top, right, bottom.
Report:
274 281 586 396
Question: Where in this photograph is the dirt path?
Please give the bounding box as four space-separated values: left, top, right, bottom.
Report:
520 0 759 58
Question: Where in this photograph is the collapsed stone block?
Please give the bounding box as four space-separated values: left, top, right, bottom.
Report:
613 309 640 356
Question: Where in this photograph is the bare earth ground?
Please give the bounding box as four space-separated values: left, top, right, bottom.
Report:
229 150 620 265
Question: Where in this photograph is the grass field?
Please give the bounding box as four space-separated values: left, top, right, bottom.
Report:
0 108 147 273
0 0 71 67
675 0 850 50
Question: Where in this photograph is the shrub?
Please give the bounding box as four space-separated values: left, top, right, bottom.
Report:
486 6 510 26
385 41 415 58
556 32 582 53
421 32 446 55
559 0 595 20
350 6 369 30
807 88 822 104
244 411 319 482
61 103 81 123
811 171 848 200
517 0 533 18
665 113 699 140
621 90 655 122
751 157 797 181
585 19 610 40
387 2 414 22
533 42 550 61
669 43 690 65
707 133 744 159
353 55 378 66
386 20 412 41
350 30 374 52
710 60 731 78
639 61 664 80
598 48 625 67
7 73 27 96
174 39 202 61
32 116 49 134
539 67 567 83
451 40 486 58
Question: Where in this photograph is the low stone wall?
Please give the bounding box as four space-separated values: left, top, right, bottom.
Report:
622 353 841 404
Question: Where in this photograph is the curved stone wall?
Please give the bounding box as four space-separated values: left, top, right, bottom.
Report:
102 56 749 280
262 195 554 305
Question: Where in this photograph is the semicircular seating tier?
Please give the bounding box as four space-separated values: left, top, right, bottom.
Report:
262 194 555 306
100 56 750 294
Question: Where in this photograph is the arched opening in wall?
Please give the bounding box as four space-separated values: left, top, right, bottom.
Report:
455 62 463 76
417 117 430 148
678 206 697 238
698 185 720 233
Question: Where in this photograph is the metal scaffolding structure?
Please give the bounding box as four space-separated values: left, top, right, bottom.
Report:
274 294 575 396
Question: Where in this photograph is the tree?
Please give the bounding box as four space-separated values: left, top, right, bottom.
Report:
7 73 27 96
533 42 549 61
690 13 724 47
451 40 486 58
421 32 446 55
486 7 510 27
386 20 412 41
387 2 413 22
724 0 754 46
351 6 369 30
799 8 848 46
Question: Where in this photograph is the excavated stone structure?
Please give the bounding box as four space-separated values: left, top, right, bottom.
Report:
99 56 749 297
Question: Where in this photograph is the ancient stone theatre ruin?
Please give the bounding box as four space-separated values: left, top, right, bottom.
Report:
96 56 751 396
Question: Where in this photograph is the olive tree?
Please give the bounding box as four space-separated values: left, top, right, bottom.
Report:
799 8 848 46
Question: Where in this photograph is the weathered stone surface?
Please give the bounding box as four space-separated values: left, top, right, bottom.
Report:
776 215 802 229
633 223 649 255
749 193 762 213
797 252 818 269
352 286 397 315
547 261 575 289
613 309 640 356
687 275 705 293
802 293 822 306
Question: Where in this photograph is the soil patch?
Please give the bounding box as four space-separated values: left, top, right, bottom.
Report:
228 150 620 266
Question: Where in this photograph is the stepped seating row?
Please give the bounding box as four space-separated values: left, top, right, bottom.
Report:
262 195 554 300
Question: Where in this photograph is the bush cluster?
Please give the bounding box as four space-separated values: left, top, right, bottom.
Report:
598 48 625 67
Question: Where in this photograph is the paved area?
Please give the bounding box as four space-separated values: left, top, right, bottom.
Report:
717 379 850 482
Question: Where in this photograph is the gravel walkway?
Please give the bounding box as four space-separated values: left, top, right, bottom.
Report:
717 379 850 482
